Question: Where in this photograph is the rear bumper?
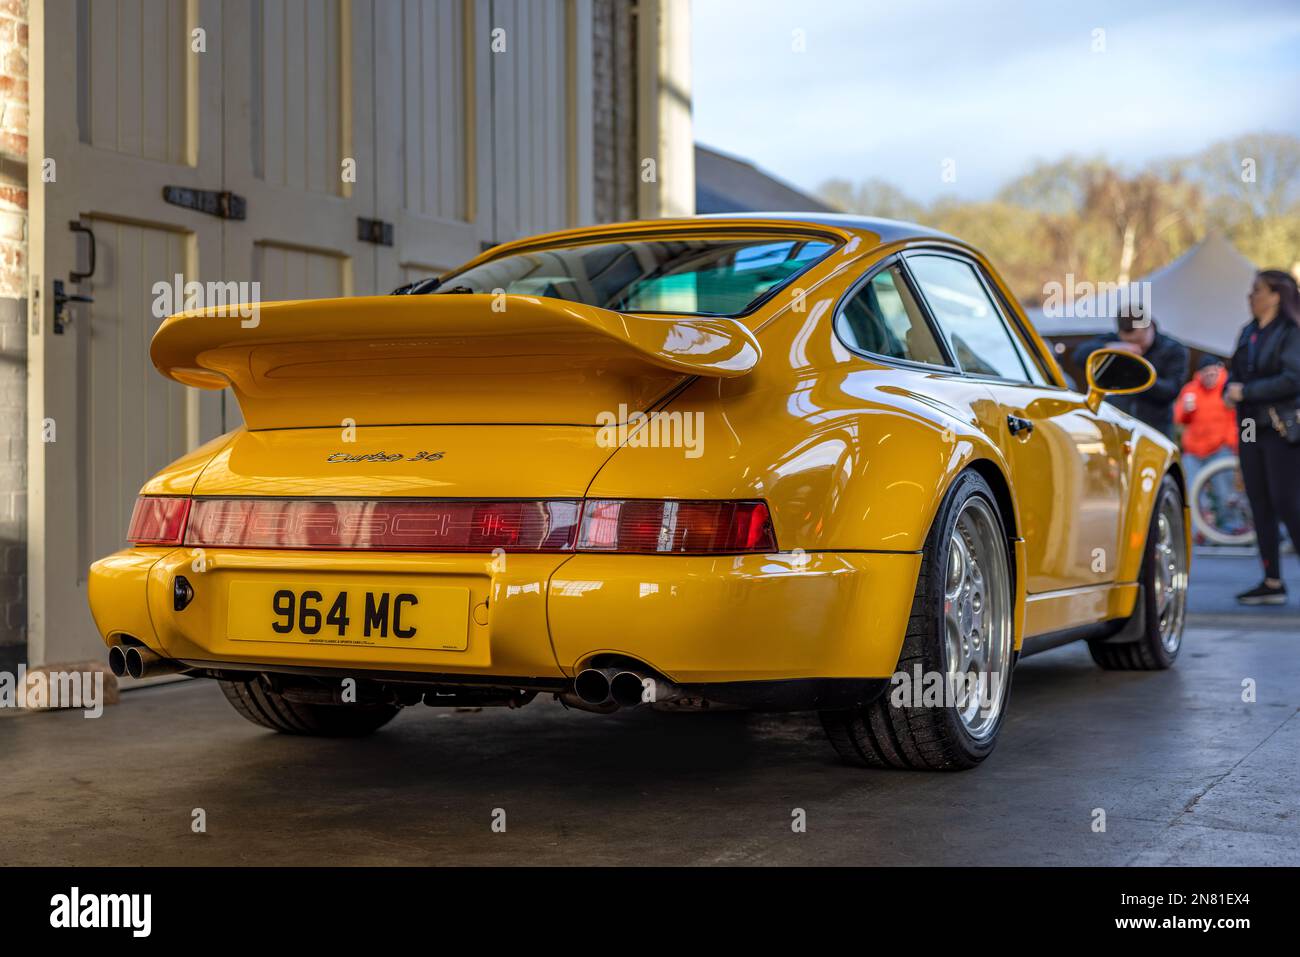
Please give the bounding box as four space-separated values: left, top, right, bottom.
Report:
87 547 922 687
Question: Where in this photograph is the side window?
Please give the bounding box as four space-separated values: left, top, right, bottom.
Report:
906 254 1033 382
976 265 1051 385
835 264 948 366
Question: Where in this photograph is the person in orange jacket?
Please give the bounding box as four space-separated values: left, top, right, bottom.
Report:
1175 354 1238 490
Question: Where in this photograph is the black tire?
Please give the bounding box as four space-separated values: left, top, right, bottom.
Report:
218 676 401 736
820 470 1015 771
1089 474 1186 671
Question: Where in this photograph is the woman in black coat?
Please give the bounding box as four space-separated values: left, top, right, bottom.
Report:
1224 269 1300 605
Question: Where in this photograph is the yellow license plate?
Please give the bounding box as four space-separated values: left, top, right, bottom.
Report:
227 581 470 651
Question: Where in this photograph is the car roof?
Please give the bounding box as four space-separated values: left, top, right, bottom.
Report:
448 214 965 284
691 211 959 245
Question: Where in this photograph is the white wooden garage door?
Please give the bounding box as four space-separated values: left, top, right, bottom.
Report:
29 0 593 665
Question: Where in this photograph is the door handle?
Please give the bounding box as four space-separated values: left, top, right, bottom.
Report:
1007 414 1035 437
69 220 97 282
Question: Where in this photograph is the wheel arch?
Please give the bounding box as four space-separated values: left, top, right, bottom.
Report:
947 455 1027 652
1165 458 1187 504
1115 436 1187 585
1166 459 1192 564
966 456 1019 541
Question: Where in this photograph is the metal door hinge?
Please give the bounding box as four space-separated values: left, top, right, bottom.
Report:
163 186 247 220
357 217 394 246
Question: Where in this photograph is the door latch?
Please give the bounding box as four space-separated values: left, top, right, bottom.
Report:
163 185 247 220
56 220 98 333
53 279 93 335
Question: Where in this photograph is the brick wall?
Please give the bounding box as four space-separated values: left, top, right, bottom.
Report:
0 0 26 670
591 0 638 224
0 0 26 296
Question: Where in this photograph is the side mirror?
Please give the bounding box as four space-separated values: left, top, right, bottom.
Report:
1085 348 1156 412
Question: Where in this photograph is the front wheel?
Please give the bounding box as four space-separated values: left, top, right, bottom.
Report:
1086 473 1190 670
1089 474 1187 670
820 471 1015 771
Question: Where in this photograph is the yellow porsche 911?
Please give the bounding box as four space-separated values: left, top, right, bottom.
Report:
88 214 1189 770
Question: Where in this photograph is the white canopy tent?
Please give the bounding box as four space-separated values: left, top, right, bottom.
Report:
1025 234 1259 357
1135 234 1259 356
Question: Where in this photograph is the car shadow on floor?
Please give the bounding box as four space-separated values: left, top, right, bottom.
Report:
179 641 1137 795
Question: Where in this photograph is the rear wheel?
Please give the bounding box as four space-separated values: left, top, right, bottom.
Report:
1089 475 1187 670
820 471 1015 771
218 676 401 736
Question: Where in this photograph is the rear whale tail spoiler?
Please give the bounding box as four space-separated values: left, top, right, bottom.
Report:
150 294 762 430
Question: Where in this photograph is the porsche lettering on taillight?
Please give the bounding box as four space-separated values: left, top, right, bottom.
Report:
183 499 582 552
155 497 777 555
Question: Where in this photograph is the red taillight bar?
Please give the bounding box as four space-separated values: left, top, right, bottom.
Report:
126 496 192 546
577 499 777 554
184 498 582 552
127 496 778 554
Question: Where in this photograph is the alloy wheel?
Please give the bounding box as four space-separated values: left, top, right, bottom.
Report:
943 496 1013 740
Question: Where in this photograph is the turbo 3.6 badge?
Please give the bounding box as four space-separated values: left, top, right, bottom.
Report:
326 451 445 463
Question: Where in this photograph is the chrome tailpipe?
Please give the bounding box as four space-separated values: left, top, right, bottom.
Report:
556 667 623 714
562 665 686 712
573 668 618 705
610 671 650 707
107 645 128 678
123 646 191 680
612 670 686 707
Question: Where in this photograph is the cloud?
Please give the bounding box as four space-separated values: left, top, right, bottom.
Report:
692 0 1300 201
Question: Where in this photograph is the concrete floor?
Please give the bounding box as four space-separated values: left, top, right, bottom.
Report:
1187 549 1300 626
2 625 1298 866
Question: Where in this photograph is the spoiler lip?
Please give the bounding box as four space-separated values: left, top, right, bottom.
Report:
150 293 763 389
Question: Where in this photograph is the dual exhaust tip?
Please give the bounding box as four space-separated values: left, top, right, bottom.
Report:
107 644 190 681
573 667 665 709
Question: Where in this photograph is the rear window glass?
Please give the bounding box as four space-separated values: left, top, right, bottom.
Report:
422 237 836 316
836 265 948 366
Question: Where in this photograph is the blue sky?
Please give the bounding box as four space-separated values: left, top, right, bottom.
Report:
691 0 1300 202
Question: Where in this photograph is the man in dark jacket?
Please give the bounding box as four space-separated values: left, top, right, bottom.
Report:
1072 307 1189 437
